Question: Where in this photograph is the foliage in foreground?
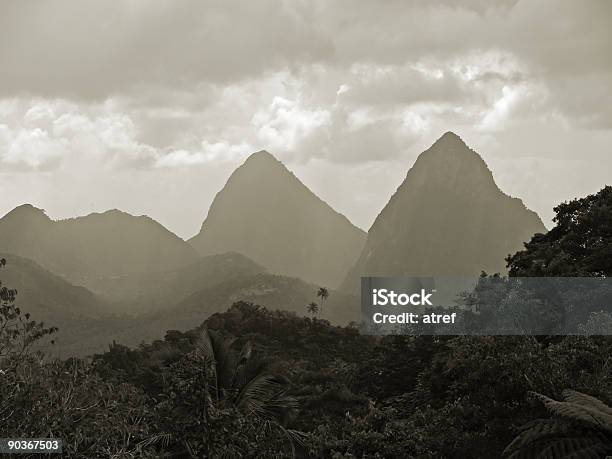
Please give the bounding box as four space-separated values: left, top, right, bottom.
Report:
504 390 612 458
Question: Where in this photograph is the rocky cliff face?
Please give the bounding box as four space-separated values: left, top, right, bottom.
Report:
341 132 546 292
189 150 366 287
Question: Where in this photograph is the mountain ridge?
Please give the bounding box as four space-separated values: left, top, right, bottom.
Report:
0 206 198 288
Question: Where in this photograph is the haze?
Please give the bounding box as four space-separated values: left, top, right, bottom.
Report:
1 0 611 238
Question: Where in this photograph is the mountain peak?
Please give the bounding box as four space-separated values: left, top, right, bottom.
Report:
243 150 282 166
439 130 463 142
248 149 276 159
340 133 546 291
429 131 471 152
0 204 197 283
102 208 127 215
3 204 50 222
9 203 45 213
189 150 366 286
400 131 496 195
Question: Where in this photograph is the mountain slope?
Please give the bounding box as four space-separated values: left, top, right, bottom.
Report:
89 252 267 315
0 205 198 288
341 132 546 292
0 253 103 321
62 272 360 355
189 151 366 287
0 253 119 356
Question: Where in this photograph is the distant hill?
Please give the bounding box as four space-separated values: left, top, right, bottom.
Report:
0 253 102 320
341 132 546 292
65 273 359 355
89 252 267 315
165 272 358 328
0 254 119 357
0 252 357 356
0 205 198 288
189 151 366 288
0 253 295 357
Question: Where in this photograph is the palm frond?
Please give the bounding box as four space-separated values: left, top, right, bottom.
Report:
232 358 270 394
137 432 173 449
277 425 308 458
194 327 215 363
506 432 611 459
236 373 293 418
208 330 237 391
503 418 573 454
529 391 612 433
562 389 612 416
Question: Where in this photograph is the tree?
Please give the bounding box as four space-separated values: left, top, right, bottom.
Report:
194 327 299 422
307 302 319 317
144 327 304 457
507 186 612 277
2 357 156 457
317 287 329 314
1 259 155 457
504 389 612 458
0 258 57 362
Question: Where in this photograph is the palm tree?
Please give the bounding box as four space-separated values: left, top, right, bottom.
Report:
316 287 329 314
195 328 305 455
194 328 298 421
142 328 304 457
307 302 319 317
503 389 612 458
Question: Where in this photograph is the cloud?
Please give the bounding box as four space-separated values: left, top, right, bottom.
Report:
0 0 610 238
155 141 253 168
0 125 66 171
0 100 254 172
252 96 330 152
1 1 609 130
0 0 333 100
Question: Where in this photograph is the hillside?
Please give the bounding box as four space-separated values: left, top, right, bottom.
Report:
0 206 198 288
0 254 121 357
64 273 359 355
89 252 267 315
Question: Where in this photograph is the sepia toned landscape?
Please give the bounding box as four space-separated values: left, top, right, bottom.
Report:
1 1 611 458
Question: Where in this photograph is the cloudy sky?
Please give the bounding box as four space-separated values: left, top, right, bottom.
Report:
1 0 610 238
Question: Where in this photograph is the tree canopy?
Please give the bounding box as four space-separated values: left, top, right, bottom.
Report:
507 186 612 277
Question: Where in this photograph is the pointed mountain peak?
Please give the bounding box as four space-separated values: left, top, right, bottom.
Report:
340 132 546 291
231 149 292 182
439 130 464 142
190 149 366 286
405 131 493 186
242 150 283 168
247 149 277 160
427 131 473 155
